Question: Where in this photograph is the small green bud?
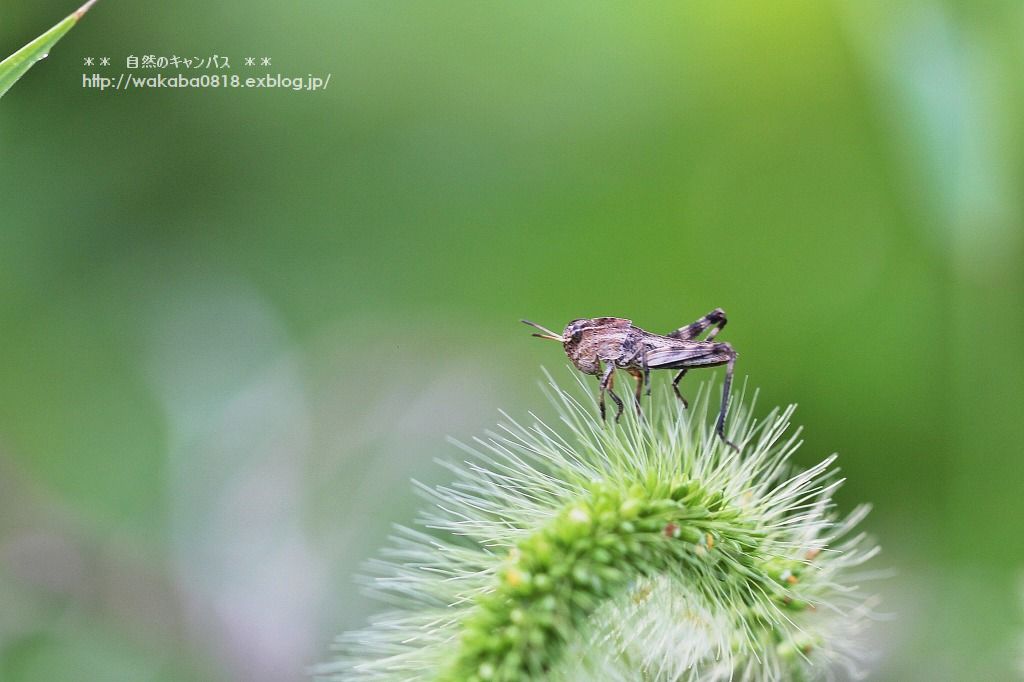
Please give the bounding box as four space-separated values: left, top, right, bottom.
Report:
533 573 551 592
572 565 590 586
620 497 642 519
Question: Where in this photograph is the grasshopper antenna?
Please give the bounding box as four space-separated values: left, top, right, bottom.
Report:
521 319 563 342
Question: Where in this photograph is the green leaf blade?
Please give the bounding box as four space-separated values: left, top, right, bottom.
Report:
0 1 98 99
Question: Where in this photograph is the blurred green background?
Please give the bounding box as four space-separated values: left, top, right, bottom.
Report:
2 1 1023 680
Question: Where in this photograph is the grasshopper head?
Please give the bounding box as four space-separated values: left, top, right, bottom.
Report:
521 318 605 375
562 319 592 344
560 319 605 374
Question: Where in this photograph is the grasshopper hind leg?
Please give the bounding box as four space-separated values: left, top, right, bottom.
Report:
671 369 689 409
668 308 727 341
715 346 740 453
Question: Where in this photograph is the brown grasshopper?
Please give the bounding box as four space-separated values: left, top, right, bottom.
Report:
522 309 739 451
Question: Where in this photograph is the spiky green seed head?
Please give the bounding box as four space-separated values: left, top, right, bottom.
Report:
317 372 881 681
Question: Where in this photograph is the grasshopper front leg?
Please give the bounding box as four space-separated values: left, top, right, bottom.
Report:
598 362 624 422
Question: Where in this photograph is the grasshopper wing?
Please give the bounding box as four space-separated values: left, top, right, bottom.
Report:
644 340 733 369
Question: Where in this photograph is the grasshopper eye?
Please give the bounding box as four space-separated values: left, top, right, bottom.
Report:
565 325 585 342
